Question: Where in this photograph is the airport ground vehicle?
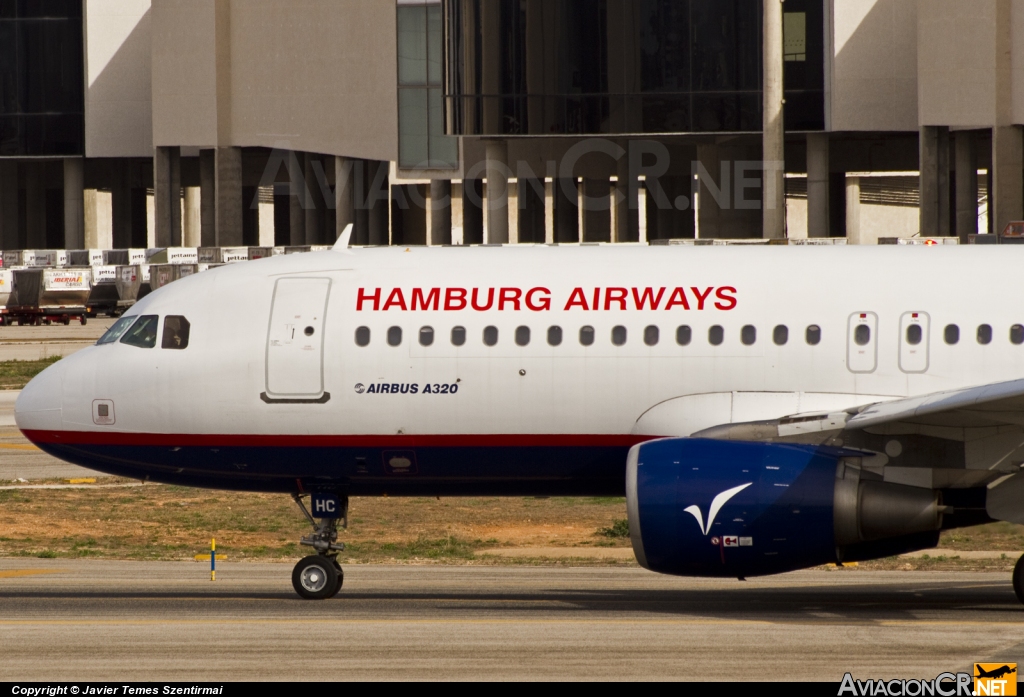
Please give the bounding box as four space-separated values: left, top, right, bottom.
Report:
16 236 1024 601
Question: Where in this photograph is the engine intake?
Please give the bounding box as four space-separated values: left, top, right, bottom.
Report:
626 438 942 578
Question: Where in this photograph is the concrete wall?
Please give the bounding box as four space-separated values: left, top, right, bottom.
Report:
917 0 997 128
831 0 918 132
151 0 398 160
85 0 154 157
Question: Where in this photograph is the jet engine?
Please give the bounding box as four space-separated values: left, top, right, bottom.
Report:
626 438 944 577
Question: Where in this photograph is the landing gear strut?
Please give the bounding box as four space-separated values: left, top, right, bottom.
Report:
1014 555 1024 605
291 493 347 600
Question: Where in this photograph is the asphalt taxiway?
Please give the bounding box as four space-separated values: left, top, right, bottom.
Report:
0 561 1020 681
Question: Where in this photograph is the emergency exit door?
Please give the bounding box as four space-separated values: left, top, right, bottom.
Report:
847 312 878 373
264 278 331 402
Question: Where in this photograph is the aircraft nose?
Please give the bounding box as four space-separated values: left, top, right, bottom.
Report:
15 358 64 433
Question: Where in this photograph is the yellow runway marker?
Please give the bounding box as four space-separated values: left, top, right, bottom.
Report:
0 569 65 579
0 443 39 451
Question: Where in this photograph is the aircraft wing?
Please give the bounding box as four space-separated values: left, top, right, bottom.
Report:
845 378 1024 430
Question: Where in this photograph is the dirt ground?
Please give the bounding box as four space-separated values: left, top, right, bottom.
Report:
0 481 1022 571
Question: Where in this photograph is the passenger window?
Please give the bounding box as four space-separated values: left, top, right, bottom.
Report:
773 325 788 346
1012 325 1024 345
644 325 659 346
120 315 159 349
161 316 190 350
515 326 530 346
580 326 595 346
741 325 756 346
387 326 402 347
676 325 692 346
451 326 466 346
547 326 563 346
905 324 922 346
355 326 371 347
419 326 434 346
805 325 821 346
944 324 959 345
611 326 627 346
98 316 136 345
483 326 498 346
854 324 871 346
708 325 724 346
978 324 993 345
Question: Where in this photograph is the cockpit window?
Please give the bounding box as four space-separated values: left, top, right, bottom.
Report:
162 316 191 349
97 316 137 345
120 315 159 349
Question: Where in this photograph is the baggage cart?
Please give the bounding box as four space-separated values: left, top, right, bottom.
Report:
4 268 91 326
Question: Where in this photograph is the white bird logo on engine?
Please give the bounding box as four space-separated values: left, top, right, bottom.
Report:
684 482 753 536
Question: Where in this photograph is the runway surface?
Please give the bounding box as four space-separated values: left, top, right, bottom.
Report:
0 318 114 361
0 560 1021 681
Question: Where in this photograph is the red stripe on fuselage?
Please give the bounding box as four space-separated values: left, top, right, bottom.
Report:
21 430 654 449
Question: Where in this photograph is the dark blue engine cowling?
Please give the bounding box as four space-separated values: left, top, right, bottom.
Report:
627 438 841 577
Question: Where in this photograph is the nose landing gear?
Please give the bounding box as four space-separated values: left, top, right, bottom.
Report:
291 493 347 600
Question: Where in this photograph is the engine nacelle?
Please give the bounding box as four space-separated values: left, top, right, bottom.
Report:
626 438 943 577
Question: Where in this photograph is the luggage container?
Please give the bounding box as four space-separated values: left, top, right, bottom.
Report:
198 247 222 263
147 247 199 264
67 249 104 266
222 246 272 263
0 269 11 324
273 246 312 255
103 249 129 265
4 268 91 326
150 264 199 291
85 265 120 317
114 265 152 310
4 250 58 267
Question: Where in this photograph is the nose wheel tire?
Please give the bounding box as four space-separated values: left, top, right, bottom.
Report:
1013 555 1024 605
292 555 340 600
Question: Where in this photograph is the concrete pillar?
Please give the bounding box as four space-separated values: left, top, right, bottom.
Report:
845 176 862 244
367 160 390 245
580 178 611 243
806 133 830 237
304 153 321 245
614 155 639 242
919 126 940 236
288 151 306 246
25 163 45 248
153 146 182 247
182 187 201 247
544 179 555 243
199 149 216 247
992 126 1024 237
0 161 17 249
335 156 355 242
428 179 452 245
762 0 785 239
485 140 509 244
214 146 243 246
554 178 579 243
83 189 99 249
955 132 978 242
63 157 85 250
462 178 484 244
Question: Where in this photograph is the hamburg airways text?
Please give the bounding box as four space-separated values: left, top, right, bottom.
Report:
356 286 738 312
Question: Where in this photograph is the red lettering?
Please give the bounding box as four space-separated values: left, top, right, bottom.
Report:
564 288 589 311
714 286 738 310
471 287 495 311
592 288 600 311
691 287 713 310
499 287 522 311
604 287 628 310
664 287 690 310
525 287 551 311
356 287 381 311
631 287 665 311
444 288 467 311
382 288 408 311
412 288 440 311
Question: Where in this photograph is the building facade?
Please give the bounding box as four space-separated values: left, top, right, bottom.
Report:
0 0 1021 254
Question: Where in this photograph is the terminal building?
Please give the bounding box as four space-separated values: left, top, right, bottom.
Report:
0 0 1021 254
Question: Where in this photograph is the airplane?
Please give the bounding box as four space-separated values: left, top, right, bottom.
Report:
14 229 1024 600
975 666 1017 680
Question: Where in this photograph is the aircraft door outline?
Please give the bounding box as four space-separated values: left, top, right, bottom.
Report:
847 312 878 374
899 311 930 373
262 277 332 404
